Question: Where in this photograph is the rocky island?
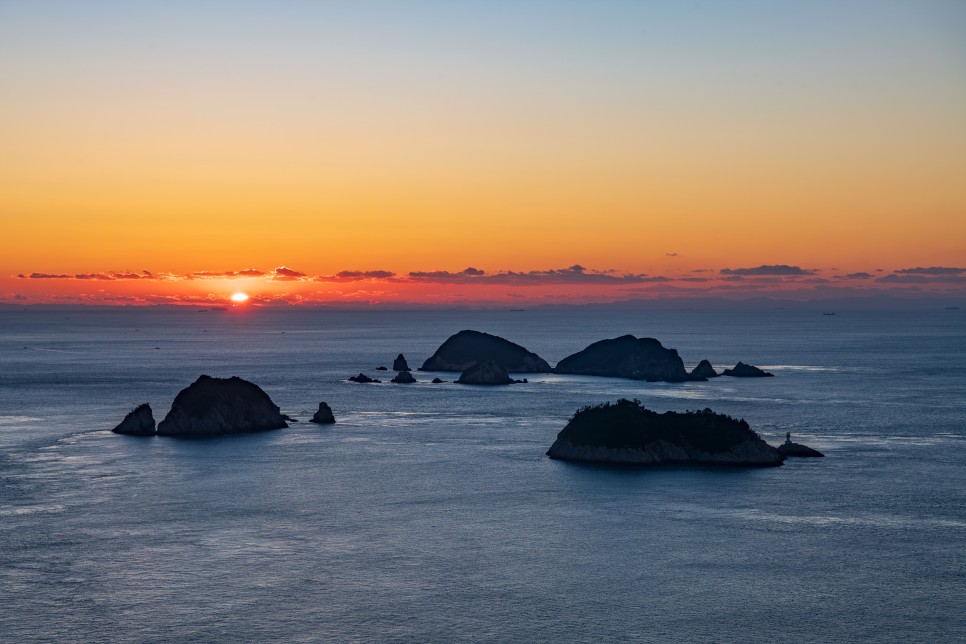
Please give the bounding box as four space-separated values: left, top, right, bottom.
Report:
391 371 417 384
310 402 336 424
156 375 289 436
553 335 689 382
689 359 719 380
112 403 156 436
546 399 784 466
419 330 551 372
348 373 380 383
393 354 411 371
456 359 514 385
722 362 774 377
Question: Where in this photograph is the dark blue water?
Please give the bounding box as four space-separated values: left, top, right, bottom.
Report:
1 308 964 642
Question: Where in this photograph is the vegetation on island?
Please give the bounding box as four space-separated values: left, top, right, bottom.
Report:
560 398 761 454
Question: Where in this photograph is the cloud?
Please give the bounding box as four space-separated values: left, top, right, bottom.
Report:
407 265 661 285
720 265 815 276
19 266 295 282
315 270 397 282
75 273 114 280
21 273 72 279
408 267 488 281
20 269 175 281
185 269 267 279
895 266 965 276
271 266 306 281
876 273 966 284
842 272 873 279
665 252 679 257
110 272 148 280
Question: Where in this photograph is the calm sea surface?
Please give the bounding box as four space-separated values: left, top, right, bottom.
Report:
1 308 964 642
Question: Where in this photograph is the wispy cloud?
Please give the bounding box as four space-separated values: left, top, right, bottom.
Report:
20 273 72 279
74 273 114 280
895 266 965 276
407 265 661 285
876 273 966 284
314 270 397 282
185 268 266 279
720 265 815 276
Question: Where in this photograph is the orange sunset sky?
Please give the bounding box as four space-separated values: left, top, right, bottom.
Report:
1 1 964 306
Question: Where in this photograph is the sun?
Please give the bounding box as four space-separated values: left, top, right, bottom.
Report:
230 292 250 304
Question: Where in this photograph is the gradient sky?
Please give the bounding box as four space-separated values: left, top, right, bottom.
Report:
2 1 964 305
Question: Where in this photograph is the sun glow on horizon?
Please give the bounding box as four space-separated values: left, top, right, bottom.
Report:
230 292 250 304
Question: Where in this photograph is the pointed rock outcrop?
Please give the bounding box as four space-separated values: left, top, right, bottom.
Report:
392 354 411 371
689 359 719 380
391 371 416 384
112 403 156 436
310 402 336 424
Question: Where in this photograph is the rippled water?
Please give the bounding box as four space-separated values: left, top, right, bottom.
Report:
1 308 964 642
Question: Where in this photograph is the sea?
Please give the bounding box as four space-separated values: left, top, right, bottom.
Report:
0 307 963 643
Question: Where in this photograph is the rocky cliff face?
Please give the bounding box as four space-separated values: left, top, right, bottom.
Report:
456 359 513 385
546 399 783 467
112 403 156 436
156 375 288 436
420 330 551 373
553 335 689 382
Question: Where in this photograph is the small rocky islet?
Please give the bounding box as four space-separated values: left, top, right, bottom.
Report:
456 359 513 385
310 402 336 424
722 361 775 377
113 403 156 436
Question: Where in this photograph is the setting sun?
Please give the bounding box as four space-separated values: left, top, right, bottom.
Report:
230 292 249 304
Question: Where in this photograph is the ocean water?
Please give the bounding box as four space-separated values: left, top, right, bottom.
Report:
0 307 964 643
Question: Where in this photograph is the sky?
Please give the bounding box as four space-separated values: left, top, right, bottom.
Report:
1 0 964 306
